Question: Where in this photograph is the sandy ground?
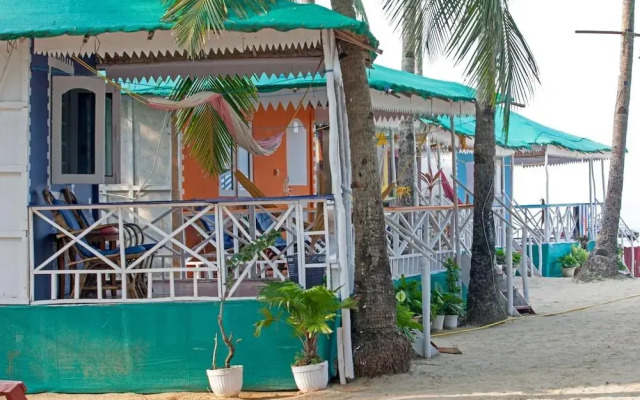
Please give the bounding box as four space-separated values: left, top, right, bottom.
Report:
29 277 640 400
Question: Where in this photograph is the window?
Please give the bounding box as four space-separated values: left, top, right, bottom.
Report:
51 76 121 184
219 146 252 197
286 119 308 187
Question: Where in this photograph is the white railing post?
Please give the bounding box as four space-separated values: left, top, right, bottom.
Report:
118 207 127 300
296 201 306 289
421 256 432 358
216 204 226 301
506 223 514 316
520 223 529 303
28 208 35 303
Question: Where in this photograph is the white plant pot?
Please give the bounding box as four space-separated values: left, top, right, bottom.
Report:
562 267 577 278
207 365 243 398
432 315 445 331
444 315 458 329
291 360 329 393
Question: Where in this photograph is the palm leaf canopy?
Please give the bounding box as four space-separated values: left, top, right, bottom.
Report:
170 75 257 177
383 0 539 135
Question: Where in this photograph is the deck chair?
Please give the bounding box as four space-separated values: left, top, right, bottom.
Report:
43 189 153 299
60 188 144 247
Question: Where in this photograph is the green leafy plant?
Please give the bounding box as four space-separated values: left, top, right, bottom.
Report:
431 286 446 316
495 249 507 266
441 292 464 316
396 302 423 340
394 275 422 315
254 281 356 367
557 254 578 269
570 245 589 268
512 251 522 266
213 230 279 370
558 244 589 270
496 249 521 266
444 258 461 295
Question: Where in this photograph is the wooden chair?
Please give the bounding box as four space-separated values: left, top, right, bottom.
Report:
60 187 144 247
42 189 153 299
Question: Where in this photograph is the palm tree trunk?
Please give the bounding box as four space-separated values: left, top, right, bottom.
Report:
397 37 418 206
466 100 508 324
578 0 635 281
330 0 412 377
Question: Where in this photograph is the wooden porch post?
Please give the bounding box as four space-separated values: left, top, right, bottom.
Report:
450 113 461 266
322 29 354 380
171 122 183 269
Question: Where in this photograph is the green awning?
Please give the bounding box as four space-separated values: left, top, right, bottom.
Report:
0 0 376 49
122 63 476 102
255 64 476 102
422 112 611 154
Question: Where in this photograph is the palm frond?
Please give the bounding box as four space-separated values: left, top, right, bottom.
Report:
162 0 277 56
352 0 369 24
170 75 258 176
382 0 539 137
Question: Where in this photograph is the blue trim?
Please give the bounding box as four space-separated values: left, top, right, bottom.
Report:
28 53 97 300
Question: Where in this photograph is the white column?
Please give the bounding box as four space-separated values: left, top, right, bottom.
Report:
450 114 461 266
321 29 354 380
587 160 596 239
544 150 550 242
389 129 397 199
506 223 514 315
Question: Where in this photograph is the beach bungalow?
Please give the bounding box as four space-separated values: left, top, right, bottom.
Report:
0 0 390 393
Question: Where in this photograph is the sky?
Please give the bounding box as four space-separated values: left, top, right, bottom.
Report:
317 0 640 230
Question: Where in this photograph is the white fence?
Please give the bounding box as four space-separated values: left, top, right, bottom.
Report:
384 205 473 279
29 196 334 304
513 202 601 244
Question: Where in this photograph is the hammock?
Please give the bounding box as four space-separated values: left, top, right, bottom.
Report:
147 92 284 156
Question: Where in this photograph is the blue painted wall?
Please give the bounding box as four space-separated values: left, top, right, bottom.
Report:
454 152 513 205
28 52 96 300
456 152 473 202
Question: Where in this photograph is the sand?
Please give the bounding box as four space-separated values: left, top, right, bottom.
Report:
29 276 640 400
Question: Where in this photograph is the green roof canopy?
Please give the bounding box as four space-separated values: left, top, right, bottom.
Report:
122 63 476 102
255 64 476 102
422 112 611 154
0 0 376 48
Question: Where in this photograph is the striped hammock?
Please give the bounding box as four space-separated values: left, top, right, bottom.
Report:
147 92 284 156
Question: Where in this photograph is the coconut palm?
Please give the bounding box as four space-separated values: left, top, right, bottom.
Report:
578 0 635 281
164 0 412 377
383 0 540 324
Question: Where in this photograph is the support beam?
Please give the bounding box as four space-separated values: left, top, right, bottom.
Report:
544 150 550 242
321 29 354 381
390 129 397 199
450 114 461 267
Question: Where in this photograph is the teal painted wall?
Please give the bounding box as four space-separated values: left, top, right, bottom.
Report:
532 241 595 277
0 301 334 394
395 271 468 301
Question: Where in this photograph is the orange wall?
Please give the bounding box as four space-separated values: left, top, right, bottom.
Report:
182 104 315 200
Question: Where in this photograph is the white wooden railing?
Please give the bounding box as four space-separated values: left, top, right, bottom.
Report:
513 202 601 244
29 196 335 304
384 204 473 279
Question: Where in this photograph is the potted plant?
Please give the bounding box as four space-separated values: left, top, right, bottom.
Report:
254 281 355 393
558 245 589 278
431 287 446 331
442 292 464 329
394 276 424 341
495 249 507 269
207 231 279 398
558 253 578 277
443 259 464 329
